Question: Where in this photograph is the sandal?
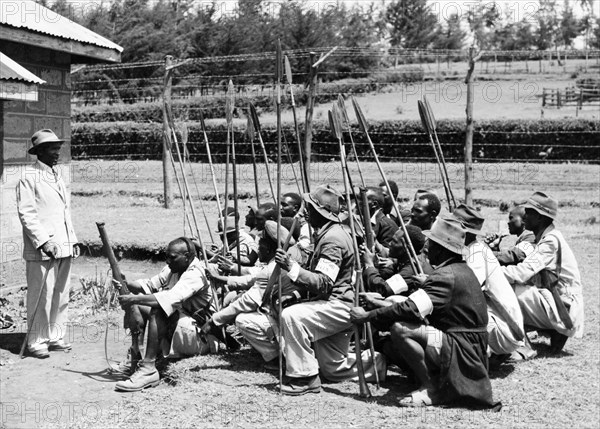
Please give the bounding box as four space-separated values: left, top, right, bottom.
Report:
508 345 537 362
398 388 440 407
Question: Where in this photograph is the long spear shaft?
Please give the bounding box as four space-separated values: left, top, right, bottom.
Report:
423 96 456 209
352 97 423 275
285 55 309 193
246 114 261 206
249 102 277 203
275 39 284 394
181 124 215 242
337 95 366 188
228 81 242 275
418 100 453 211
199 110 225 234
329 109 371 398
283 132 303 195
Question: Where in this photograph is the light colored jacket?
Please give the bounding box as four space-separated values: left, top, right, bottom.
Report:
502 225 584 338
16 160 77 261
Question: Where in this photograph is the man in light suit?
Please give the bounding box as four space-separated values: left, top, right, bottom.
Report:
16 129 78 358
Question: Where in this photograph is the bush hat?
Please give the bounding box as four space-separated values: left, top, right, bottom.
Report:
303 185 342 223
263 220 295 247
523 191 558 220
422 218 467 256
29 129 64 155
452 204 485 235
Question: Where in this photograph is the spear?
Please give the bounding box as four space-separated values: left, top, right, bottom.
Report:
423 96 456 209
228 80 242 274
284 54 309 192
246 113 261 206
329 109 372 398
181 122 215 242
282 132 303 195
337 95 366 188
418 98 455 211
199 109 224 236
275 39 284 394
351 97 423 275
222 88 232 256
249 102 276 203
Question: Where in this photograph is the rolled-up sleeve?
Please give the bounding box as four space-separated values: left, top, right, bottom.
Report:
502 237 556 285
154 267 206 316
136 266 171 295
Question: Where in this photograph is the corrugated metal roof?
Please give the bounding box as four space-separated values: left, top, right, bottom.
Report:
0 51 45 84
0 0 123 53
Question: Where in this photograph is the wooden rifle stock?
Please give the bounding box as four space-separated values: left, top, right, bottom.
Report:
96 222 128 296
96 222 143 360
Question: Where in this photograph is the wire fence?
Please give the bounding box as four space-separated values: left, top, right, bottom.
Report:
70 47 600 167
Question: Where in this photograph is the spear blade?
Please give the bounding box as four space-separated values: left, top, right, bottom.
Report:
226 80 234 125
337 94 350 126
351 96 369 134
248 102 261 133
423 95 437 131
284 55 293 85
417 99 431 134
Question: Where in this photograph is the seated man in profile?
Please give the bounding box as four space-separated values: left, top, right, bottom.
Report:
485 205 535 266
114 237 215 392
351 218 498 409
502 192 584 355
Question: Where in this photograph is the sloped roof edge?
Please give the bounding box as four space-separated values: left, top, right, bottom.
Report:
1 0 123 54
0 51 46 84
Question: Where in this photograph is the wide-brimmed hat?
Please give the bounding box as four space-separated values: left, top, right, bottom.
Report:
422 218 466 256
452 204 485 235
303 185 342 223
263 220 295 247
523 191 558 220
28 129 64 155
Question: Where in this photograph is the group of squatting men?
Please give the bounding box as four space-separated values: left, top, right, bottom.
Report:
17 129 584 409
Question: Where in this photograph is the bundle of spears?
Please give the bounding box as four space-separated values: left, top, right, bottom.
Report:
96 40 456 396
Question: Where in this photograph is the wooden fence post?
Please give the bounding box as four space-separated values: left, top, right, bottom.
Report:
464 47 481 207
304 52 318 185
162 55 174 208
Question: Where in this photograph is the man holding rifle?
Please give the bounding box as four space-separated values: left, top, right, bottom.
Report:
113 237 215 392
502 192 584 354
16 129 79 358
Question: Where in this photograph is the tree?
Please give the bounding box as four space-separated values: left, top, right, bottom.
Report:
433 13 466 50
590 17 600 49
386 0 438 49
466 1 501 49
558 0 584 47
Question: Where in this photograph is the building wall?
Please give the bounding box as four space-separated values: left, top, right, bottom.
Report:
1 41 72 290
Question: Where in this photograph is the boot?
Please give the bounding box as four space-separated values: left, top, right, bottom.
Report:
115 359 160 392
281 374 321 396
113 347 142 376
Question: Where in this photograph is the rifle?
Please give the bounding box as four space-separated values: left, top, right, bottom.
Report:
96 222 144 365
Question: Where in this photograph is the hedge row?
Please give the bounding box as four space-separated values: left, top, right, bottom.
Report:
72 119 600 162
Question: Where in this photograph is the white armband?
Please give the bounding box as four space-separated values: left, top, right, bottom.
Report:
385 274 408 295
287 260 301 282
408 289 433 319
315 258 340 282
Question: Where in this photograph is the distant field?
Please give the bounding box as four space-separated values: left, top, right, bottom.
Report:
68 160 600 250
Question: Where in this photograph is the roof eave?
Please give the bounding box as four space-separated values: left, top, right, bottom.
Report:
0 25 121 64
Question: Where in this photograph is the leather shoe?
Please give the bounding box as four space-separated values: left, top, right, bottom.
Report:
115 360 160 392
27 346 50 359
49 341 72 351
550 331 569 353
281 374 321 396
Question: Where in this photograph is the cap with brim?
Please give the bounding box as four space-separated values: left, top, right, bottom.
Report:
522 191 558 220
451 204 485 235
422 218 467 256
303 185 342 223
263 220 295 247
29 129 64 155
